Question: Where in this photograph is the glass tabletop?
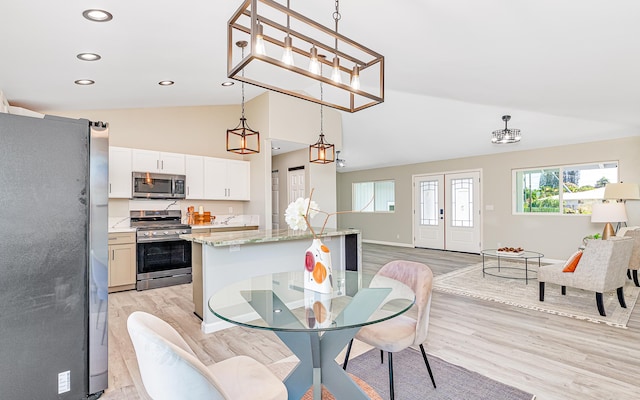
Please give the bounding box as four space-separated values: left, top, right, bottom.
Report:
208 271 415 333
481 249 544 258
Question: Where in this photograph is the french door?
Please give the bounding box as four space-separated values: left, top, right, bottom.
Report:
413 171 481 253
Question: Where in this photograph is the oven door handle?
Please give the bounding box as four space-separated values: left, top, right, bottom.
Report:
137 237 190 244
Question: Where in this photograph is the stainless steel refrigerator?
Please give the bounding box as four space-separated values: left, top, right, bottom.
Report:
0 113 109 399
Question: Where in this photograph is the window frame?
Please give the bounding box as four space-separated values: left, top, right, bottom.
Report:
512 161 619 216
352 179 396 213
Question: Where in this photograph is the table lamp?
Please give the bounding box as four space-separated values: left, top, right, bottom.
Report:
603 182 640 202
591 202 628 239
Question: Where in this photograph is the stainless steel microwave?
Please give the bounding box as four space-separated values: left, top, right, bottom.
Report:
132 172 186 199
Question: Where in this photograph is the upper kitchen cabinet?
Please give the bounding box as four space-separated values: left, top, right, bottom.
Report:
132 149 185 175
203 157 250 200
185 155 204 199
108 146 132 198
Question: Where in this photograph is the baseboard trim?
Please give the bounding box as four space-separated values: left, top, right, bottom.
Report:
362 239 414 248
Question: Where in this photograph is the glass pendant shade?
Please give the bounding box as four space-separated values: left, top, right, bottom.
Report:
282 35 294 66
255 22 266 55
308 46 320 74
331 56 342 84
350 66 360 90
309 133 335 164
227 117 260 154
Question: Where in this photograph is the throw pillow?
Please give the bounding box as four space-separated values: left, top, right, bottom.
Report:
563 250 583 272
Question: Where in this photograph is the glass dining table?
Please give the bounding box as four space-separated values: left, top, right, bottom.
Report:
208 270 415 400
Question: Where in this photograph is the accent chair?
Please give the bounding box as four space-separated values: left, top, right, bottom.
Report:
621 228 640 286
538 237 634 317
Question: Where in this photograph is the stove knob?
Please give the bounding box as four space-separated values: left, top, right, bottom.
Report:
143 232 150 237
164 231 169 235
182 230 188 234
151 232 156 236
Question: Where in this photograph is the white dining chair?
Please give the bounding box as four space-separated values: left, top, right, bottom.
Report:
127 311 287 400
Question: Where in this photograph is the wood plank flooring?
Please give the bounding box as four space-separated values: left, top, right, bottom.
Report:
103 243 640 400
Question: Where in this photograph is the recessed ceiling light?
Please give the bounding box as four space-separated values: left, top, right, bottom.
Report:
74 79 95 85
221 81 235 87
77 53 101 61
82 9 113 22
158 81 175 86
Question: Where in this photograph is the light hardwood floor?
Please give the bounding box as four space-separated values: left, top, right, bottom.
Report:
103 243 640 400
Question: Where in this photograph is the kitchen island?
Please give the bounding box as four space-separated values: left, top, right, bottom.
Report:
181 228 361 333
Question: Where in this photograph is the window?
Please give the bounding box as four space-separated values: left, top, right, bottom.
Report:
513 162 618 214
353 180 395 212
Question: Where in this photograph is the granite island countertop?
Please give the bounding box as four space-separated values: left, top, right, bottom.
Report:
181 228 360 247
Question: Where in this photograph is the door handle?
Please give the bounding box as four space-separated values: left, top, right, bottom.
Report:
161 160 164 170
111 250 115 260
440 208 444 220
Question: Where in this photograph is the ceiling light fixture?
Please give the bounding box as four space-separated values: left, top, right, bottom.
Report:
227 41 260 155
74 79 95 85
158 81 175 86
336 151 346 168
227 0 384 113
310 57 334 164
491 115 521 144
221 81 235 87
77 53 101 61
82 9 113 22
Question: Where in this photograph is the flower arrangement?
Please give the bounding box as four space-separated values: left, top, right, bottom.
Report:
284 189 344 239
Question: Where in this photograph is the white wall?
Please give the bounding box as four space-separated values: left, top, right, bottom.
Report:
338 136 640 260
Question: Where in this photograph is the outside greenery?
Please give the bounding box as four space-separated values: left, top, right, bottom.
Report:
516 163 618 214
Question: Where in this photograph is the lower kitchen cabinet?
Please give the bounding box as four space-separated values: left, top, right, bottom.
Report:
108 232 136 292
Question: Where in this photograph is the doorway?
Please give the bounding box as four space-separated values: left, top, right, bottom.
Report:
271 170 279 230
413 170 481 253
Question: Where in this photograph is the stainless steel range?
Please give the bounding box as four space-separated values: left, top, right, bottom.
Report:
131 210 192 291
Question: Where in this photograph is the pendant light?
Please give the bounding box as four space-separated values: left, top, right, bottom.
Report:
330 1 342 84
227 41 260 154
310 57 335 164
281 0 294 66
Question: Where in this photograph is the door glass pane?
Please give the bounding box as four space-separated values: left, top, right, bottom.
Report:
420 180 438 225
451 178 473 227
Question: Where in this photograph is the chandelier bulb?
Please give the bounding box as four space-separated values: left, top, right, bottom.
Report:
350 65 360 90
309 46 320 74
331 56 342 84
255 22 266 55
282 35 294 66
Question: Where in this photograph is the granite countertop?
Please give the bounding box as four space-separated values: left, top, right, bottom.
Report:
181 228 360 247
190 223 258 230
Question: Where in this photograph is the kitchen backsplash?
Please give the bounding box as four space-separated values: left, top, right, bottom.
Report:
108 198 257 228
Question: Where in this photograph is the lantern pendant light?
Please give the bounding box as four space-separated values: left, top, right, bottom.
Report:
310 58 335 164
227 41 260 154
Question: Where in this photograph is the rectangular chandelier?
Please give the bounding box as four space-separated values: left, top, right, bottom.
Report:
228 0 384 113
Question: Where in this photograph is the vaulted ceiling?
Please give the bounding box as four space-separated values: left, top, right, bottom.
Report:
2 1 639 171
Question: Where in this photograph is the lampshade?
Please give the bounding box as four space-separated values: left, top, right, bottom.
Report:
592 202 628 239
591 202 628 223
603 183 640 201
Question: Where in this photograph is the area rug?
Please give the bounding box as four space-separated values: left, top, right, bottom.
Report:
346 347 534 400
433 261 640 328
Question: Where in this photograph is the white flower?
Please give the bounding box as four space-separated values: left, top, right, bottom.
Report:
285 197 319 231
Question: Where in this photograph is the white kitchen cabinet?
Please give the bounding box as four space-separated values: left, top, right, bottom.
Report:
185 155 205 199
203 157 250 200
132 149 185 175
226 159 250 200
108 146 132 198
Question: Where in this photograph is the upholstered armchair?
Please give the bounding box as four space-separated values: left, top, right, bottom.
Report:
622 228 640 286
538 237 634 316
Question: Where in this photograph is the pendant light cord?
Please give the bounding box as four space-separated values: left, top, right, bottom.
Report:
241 45 246 119
333 0 341 52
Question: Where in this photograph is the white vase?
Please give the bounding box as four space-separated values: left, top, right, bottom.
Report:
304 238 333 293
